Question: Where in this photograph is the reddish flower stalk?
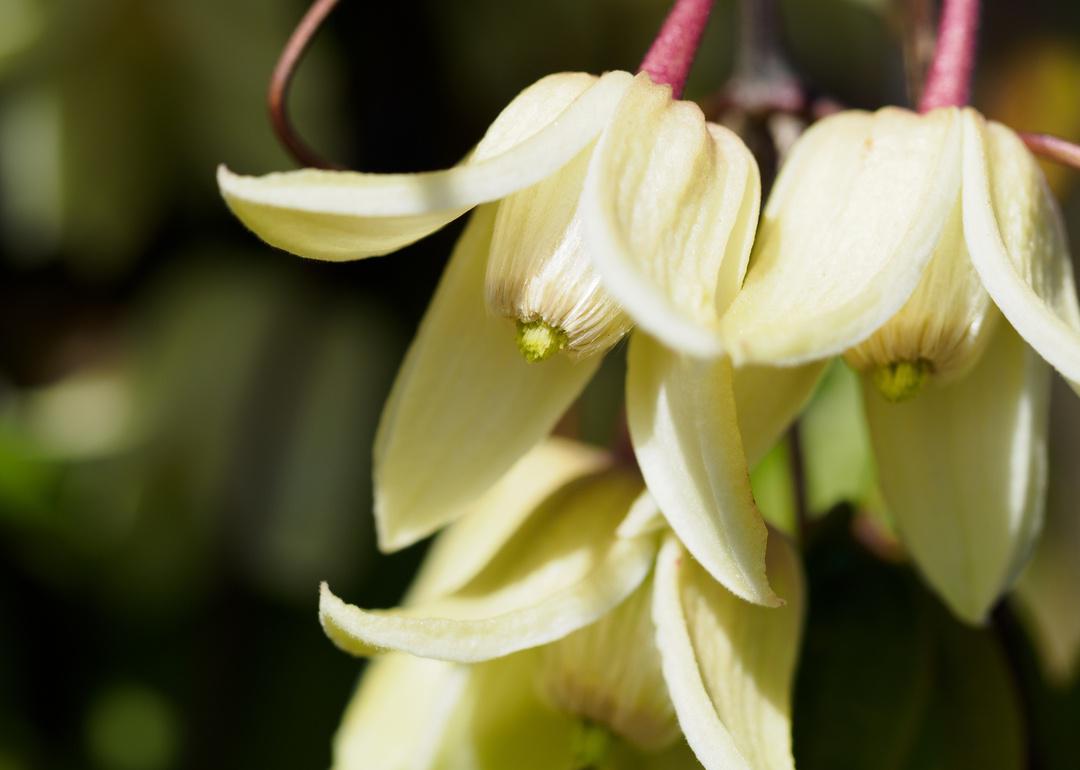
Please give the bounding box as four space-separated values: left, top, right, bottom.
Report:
918 0 980 112
1021 133 1080 171
639 0 715 98
268 0 343 170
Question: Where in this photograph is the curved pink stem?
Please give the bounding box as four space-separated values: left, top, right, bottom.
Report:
1021 133 1080 170
639 0 715 98
918 0 980 112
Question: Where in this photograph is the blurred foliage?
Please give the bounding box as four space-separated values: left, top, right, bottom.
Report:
0 0 1079 767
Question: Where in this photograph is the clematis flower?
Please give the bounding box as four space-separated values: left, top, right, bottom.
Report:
217 0 824 607
718 103 1079 623
318 437 804 770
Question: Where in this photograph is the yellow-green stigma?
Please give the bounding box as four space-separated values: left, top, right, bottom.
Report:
571 720 613 770
516 319 568 363
871 359 931 402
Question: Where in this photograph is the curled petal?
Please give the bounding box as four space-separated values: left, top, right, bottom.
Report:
627 333 777 606
722 107 963 366
408 437 611 602
865 324 1051 624
584 73 761 356
321 470 656 662
374 207 600 551
962 110 1080 390
218 71 633 260
654 534 804 770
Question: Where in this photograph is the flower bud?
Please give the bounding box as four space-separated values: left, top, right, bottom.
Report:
485 150 632 362
536 578 679 752
845 202 999 401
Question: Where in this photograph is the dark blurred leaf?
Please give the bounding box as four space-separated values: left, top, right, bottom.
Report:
795 515 934 770
796 514 1026 770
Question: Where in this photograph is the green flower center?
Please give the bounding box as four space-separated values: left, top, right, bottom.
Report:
871 359 931 402
516 319 568 363
571 720 613 770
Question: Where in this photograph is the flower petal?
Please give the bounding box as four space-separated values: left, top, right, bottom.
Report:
332 654 469 770
722 107 963 366
374 206 601 551
217 70 633 260
1012 379 1080 684
320 470 657 662
961 110 1080 388
407 437 611 602
616 487 666 539
654 533 804 770
583 73 761 356
865 323 1051 624
732 361 826 467
626 333 777 606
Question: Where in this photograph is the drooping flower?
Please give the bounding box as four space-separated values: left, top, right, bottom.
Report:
319 438 805 770
718 103 1078 623
217 0 824 607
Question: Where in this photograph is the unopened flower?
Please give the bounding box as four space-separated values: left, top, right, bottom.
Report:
720 105 1079 622
319 438 804 770
217 49 824 606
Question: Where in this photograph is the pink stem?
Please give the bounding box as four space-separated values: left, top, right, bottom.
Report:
639 0 715 98
1021 133 1080 170
918 0 980 112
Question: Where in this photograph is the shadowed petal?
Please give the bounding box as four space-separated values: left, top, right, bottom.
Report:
865 323 1051 624
374 206 600 551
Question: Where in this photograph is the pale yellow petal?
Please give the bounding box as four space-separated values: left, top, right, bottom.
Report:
961 110 1080 388
732 361 826 467
332 654 469 770
722 107 963 365
865 324 1051 624
321 470 656 662
407 437 611 603
1012 379 1080 684
374 206 600 551
616 487 666 539
653 534 804 770
627 333 777 606
217 71 633 260
583 73 761 356
432 652 584 770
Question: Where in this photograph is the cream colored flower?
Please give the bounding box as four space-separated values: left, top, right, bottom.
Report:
219 71 822 607
721 105 1080 623
319 438 804 770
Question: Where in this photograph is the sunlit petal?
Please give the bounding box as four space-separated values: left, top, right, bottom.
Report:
374 206 600 551
722 107 963 365
321 470 656 662
865 324 1051 624
654 534 804 770
961 110 1080 389
584 73 760 356
627 333 777 606
217 71 633 260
